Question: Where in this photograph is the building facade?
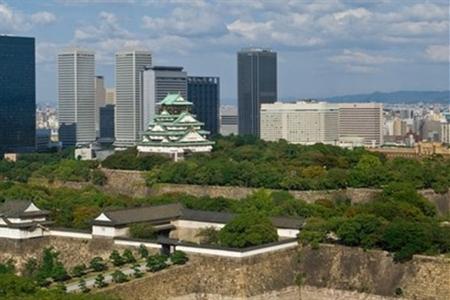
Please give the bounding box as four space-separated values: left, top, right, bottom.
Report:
58 49 96 147
338 103 384 147
142 66 187 132
187 76 220 136
115 50 152 147
220 105 238 136
260 102 339 145
238 48 277 136
105 88 116 105
95 76 106 133
0 36 35 154
100 105 115 141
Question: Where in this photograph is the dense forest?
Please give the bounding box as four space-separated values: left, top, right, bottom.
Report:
2 136 450 192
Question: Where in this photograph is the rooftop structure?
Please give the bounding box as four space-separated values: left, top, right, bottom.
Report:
137 93 215 161
0 200 51 239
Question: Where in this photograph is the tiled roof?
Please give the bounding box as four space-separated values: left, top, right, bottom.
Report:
158 93 192 106
0 200 48 218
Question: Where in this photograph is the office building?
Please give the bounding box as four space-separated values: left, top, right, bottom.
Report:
338 103 383 147
260 102 339 145
95 76 106 132
0 36 35 153
105 88 116 105
142 66 187 130
100 104 115 141
115 50 152 147
188 76 220 136
220 105 238 136
237 48 277 136
58 49 96 147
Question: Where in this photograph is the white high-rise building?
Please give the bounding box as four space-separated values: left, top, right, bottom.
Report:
58 48 96 147
114 50 152 147
338 103 383 147
260 102 339 145
95 75 106 132
142 66 187 128
105 88 116 105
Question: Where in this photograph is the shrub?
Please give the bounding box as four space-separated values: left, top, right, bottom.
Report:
170 251 188 265
71 264 87 278
122 249 136 264
78 277 90 293
94 273 108 288
138 244 149 259
146 254 168 272
195 227 220 245
89 257 107 272
91 169 107 186
129 223 156 239
218 212 278 248
132 264 143 278
111 270 128 283
109 250 125 267
0 259 15 274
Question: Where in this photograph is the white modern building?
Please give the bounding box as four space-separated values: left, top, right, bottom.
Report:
0 200 51 239
260 101 339 145
338 103 384 147
220 105 238 136
142 66 187 130
114 50 152 147
105 87 116 105
58 48 96 147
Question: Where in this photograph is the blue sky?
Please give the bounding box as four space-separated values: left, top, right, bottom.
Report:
1 0 449 105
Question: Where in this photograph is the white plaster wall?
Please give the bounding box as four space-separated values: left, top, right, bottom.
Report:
92 225 129 237
48 230 92 239
172 220 225 230
7 217 46 224
0 227 44 239
277 228 299 238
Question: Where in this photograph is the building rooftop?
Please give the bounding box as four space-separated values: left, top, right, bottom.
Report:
158 93 193 106
0 200 49 218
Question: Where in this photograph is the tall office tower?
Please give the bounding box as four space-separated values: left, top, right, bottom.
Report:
187 76 220 135
115 50 152 147
237 48 277 136
95 76 106 132
100 105 115 141
260 101 339 145
220 105 238 136
105 88 116 105
338 103 384 147
58 49 96 147
0 36 35 154
142 66 187 128
441 113 450 144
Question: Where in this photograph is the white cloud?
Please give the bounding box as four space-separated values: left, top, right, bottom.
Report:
0 3 27 32
330 49 404 65
31 11 56 25
425 45 450 63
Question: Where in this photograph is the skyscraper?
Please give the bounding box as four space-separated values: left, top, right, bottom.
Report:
95 76 106 133
115 50 152 147
100 104 115 142
237 48 277 136
0 36 35 154
188 76 220 136
142 66 186 129
58 49 96 147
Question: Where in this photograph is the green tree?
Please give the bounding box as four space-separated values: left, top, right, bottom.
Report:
122 249 136 264
170 251 188 265
111 270 128 283
132 264 143 278
78 277 89 293
94 273 107 288
146 254 168 272
109 250 125 267
0 259 15 274
129 223 156 239
138 244 149 259
89 257 107 272
72 264 87 278
91 169 107 186
218 212 278 248
195 227 220 244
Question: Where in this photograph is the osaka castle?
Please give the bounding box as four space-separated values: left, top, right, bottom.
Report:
137 93 215 161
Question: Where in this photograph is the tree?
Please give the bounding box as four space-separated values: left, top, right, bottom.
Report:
122 249 136 264
78 277 89 293
89 257 107 272
91 169 107 186
23 258 38 278
218 212 278 248
109 250 125 267
0 259 15 274
72 264 87 278
111 270 128 283
138 244 149 259
129 223 156 239
146 254 168 272
94 273 107 288
195 227 220 244
132 264 143 278
51 261 69 282
170 251 188 265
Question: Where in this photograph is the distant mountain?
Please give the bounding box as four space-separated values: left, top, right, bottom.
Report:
325 90 450 104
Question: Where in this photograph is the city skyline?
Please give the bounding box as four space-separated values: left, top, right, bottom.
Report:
0 0 448 105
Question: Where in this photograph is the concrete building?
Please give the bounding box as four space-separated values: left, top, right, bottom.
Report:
36 129 51 152
220 105 238 136
114 50 152 147
58 49 96 147
142 66 187 131
0 36 36 154
238 48 277 136
260 102 339 145
95 76 106 132
105 88 116 105
440 113 450 144
338 103 383 147
188 76 220 136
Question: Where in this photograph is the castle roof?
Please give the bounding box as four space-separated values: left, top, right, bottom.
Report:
158 93 192 106
0 200 49 218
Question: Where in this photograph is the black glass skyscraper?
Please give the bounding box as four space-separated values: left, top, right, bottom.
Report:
0 36 36 153
237 48 277 136
187 76 220 136
100 104 115 141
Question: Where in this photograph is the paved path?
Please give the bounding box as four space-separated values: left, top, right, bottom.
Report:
66 263 147 293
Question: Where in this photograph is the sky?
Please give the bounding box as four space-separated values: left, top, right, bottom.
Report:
0 0 449 105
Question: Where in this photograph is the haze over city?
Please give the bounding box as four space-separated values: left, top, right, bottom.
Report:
1 0 449 104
